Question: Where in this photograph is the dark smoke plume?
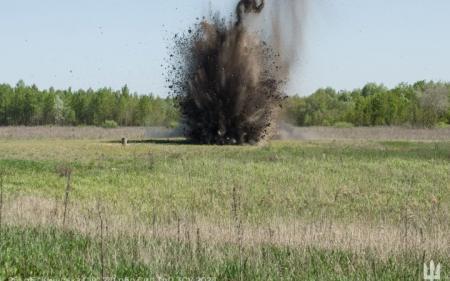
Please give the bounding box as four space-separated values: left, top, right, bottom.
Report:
167 0 304 145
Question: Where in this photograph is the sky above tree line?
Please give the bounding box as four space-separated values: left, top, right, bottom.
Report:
0 0 449 97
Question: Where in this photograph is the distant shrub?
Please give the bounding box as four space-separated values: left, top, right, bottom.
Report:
333 122 355 128
102 120 118 129
435 121 450 129
167 121 179 129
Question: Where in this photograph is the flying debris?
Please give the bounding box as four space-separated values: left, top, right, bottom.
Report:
167 0 305 145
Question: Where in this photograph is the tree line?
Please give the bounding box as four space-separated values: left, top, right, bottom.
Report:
284 81 450 128
0 81 178 127
0 80 449 128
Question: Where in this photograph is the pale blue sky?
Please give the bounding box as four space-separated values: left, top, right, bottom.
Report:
0 0 449 96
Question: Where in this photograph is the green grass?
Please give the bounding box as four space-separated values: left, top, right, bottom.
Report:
0 139 448 223
1 225 445 280
0 138 449 279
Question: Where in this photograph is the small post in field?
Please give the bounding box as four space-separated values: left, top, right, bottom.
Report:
121 137 128 146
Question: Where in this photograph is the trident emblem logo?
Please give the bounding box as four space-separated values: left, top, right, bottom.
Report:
424 261 441 281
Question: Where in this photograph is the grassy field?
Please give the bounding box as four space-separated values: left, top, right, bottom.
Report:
0 128 449 280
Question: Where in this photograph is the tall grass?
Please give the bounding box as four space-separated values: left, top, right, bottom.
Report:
0 224 447 280
0 189 447 280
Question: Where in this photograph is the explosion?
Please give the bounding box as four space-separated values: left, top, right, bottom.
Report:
168 0 304 145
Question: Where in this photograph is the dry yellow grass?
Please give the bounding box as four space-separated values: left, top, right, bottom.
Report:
3 195 448 259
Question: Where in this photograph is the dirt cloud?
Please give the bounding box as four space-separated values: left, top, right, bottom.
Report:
167 0 307 144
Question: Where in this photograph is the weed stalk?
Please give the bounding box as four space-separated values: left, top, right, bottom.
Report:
97 200 106 281
0 170 4 235
232 186 244 280
60 165 73 227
